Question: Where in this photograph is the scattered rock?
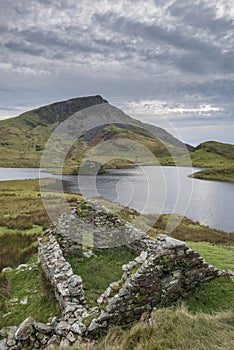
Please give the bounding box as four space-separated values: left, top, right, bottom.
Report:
16 264 28 271
1 267 12 273
20 296 28 305
9 298 18 304
15 316 35 341
0 339 8 350
55 321 71 336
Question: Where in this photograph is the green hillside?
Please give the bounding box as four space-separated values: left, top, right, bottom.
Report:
0 96 189 173
189 141 234 182
191 141 234 166
0 95 108 169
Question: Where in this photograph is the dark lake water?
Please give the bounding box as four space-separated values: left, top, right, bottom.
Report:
0 166 233 233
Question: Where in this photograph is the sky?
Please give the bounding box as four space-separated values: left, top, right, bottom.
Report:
0 0 234 146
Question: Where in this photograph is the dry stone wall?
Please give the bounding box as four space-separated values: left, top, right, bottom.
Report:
87 234 221 337
38 231 86 314
53 199 148 255
0 200 226 349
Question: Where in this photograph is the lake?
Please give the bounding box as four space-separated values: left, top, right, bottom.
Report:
0 166 233 233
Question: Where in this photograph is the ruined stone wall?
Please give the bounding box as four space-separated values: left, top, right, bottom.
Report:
86 234 221 337
0 200 227 349
38 230 86 314
54 199 148 255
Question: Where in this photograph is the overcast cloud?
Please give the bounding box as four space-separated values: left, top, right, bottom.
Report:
0 0 233 145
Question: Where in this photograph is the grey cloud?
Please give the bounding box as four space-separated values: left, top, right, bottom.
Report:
33 0 53 4
5 40 45 56
94 12 214 53
168 1 234 34
0 0 233 146
94 11 234 75
5 27 102 60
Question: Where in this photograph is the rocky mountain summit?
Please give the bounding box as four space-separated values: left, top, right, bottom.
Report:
0 95 190 171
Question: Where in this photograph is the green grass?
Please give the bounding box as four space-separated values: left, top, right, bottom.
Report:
57 307 234 350
187 141 234 183
67 247 136 306
0 255 60 328
187 242 234 271
181 242 234 314
0 232 38 271
191 141 234 166
184 277 234 314
0 179 80 329
190 165 234 183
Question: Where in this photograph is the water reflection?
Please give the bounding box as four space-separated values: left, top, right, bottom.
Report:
0 166 233 232
63 166 234 233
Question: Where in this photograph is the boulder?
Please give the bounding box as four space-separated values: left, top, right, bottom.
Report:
15 316 35 340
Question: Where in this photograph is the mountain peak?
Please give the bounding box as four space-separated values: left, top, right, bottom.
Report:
18 95 108 125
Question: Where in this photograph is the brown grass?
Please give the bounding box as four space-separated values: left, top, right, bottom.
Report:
149 214 234 246
0 233 38 271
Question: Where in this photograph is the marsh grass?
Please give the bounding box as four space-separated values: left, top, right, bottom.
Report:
0 232 38 271
149 214 234 245
0 179 80 271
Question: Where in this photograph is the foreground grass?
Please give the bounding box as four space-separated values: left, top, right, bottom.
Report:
0 178 78 328
181 242 234 314
56 307 234 350
0 255 60 328
184 277 234 314
0 232 38 271
0 178 233 350
67 247 136 306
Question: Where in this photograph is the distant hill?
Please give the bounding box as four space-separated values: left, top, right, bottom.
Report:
191 141 234 166
0 95 190 172
190 141 234 182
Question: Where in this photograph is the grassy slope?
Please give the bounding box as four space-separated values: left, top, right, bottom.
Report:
60 308 234 350
0 97 187 173
189 141 234 182
0 256 60 328
0 178 81 328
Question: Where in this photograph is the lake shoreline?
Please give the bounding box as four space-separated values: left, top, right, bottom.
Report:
0 166 233 233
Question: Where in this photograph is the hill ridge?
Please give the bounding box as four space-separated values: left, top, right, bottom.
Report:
0 95 189 171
